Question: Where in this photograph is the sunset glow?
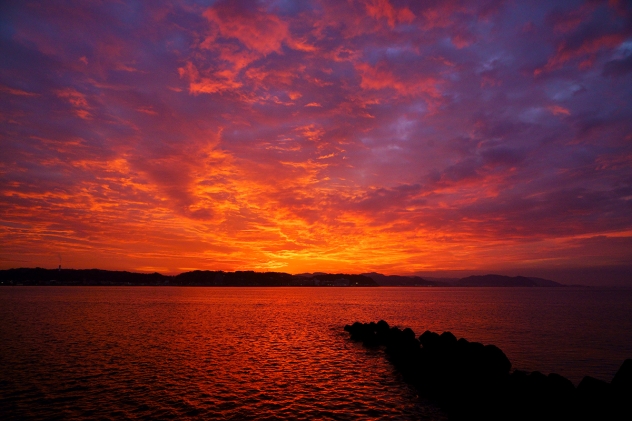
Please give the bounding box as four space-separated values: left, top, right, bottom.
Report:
1 0 631 278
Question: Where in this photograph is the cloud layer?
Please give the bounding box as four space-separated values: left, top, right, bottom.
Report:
1 0 631 280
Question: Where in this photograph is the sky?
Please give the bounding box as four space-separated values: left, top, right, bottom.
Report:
1 0 631 284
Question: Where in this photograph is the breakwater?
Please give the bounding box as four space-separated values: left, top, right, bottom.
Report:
345 321 631 420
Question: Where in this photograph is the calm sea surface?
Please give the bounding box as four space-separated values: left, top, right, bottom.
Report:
1 287 631 420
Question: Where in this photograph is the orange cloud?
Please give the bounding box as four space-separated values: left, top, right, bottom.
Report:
420 2 467 30
364 0 415 28
0 85 38 96
3 0 632 280
288 91 302 100
452 31 476 49
547 105 571 116
295 124 325 142
202 5 309 56
355 62 442 100
550 4 595 33
55 88 92 119
136 107 158 116
535 33 626 75
56 88 88 108
177 61 242 94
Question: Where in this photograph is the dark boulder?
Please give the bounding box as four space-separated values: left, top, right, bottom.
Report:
546 372 575 397
612 359 632 391
362 330 380 347
482 344 511 376
439 331 457 347
577 376 614 420
419 330 440 349
611 359 632 420
577 375 610 395
376 320 390 333
346 321 363 334
402 327 416 341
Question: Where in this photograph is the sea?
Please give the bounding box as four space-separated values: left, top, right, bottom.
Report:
1 286 631 420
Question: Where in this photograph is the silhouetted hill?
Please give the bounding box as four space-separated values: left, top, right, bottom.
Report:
526 276 564 287
421 277 461 286
361 272 436 286
174 270 295 286
0 268 168 286
296 272 381 286
0 269 563 287
0 268 378 287
457 274 563 287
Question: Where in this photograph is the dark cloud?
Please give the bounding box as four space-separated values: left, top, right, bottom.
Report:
603 54 632 76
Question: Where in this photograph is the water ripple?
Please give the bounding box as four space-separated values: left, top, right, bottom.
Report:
2 287 631 419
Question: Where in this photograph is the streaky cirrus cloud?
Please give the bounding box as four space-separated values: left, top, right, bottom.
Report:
1 0 631 284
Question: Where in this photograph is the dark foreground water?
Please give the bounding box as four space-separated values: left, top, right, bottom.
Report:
1 287 631 420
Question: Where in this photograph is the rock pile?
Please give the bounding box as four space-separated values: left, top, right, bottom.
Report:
344 321 631 420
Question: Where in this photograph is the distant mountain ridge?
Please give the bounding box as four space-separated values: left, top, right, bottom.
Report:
361 272 436 286
0 268 563 287
456 274 563 287
363 273 563 287
0 268 378 287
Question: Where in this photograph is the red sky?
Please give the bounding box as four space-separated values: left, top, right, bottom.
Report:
1 0 632 283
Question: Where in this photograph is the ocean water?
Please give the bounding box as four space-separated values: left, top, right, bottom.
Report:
1 287 631 420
